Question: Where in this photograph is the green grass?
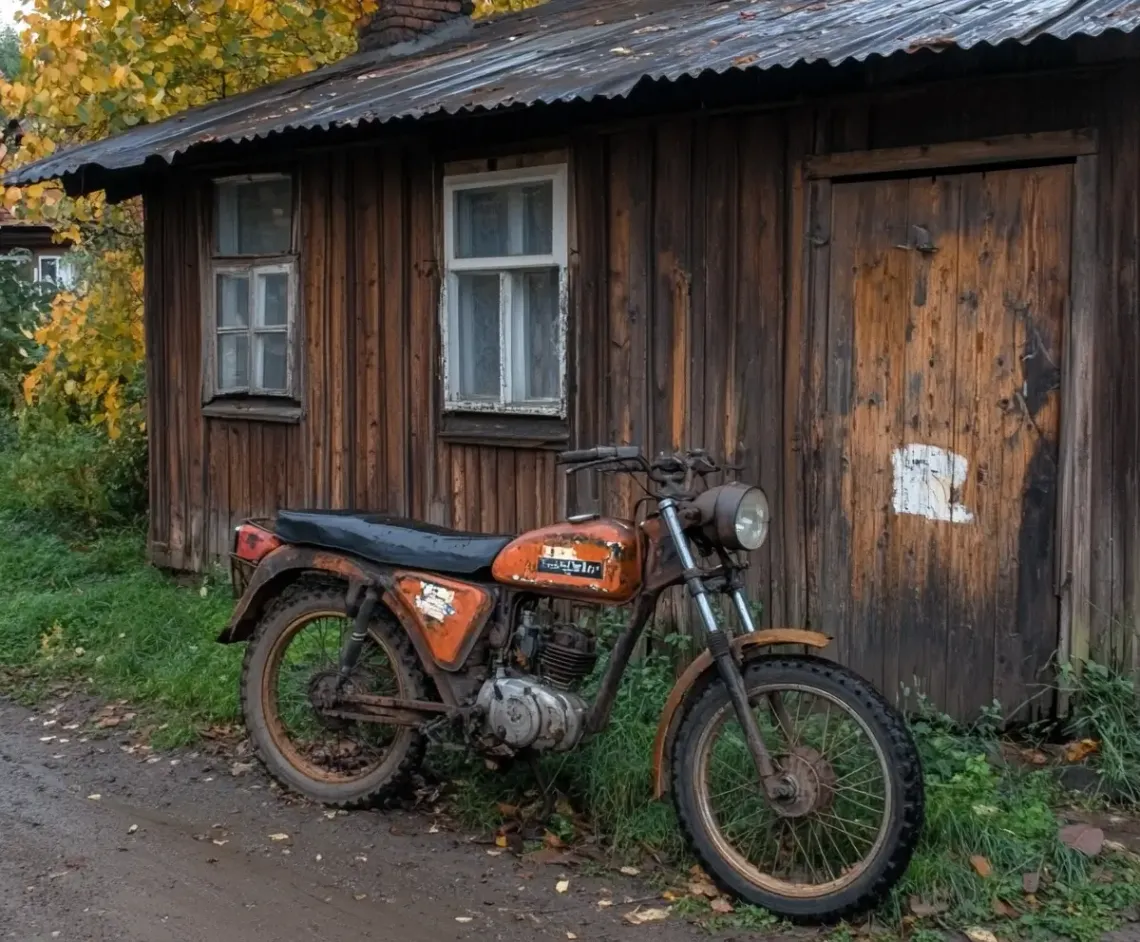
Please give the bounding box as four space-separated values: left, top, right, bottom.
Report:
0 513 240 746
0 510 1137 940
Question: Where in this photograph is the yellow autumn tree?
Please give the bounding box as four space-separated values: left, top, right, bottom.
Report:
0 0 378 436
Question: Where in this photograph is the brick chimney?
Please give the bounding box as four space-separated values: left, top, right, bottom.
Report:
358 0 474 51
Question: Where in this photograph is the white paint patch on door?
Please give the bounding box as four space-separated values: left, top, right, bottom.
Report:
891 443 974 524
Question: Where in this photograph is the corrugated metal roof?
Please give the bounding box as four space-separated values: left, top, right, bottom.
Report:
9 0 1140 186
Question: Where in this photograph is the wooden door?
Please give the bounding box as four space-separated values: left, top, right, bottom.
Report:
813 164 1072 719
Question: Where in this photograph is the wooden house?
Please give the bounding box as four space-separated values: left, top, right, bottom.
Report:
11 0 1140 718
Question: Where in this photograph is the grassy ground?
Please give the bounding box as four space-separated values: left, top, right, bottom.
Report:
0 512 1138 940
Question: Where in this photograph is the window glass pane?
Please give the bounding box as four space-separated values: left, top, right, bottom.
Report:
256 333 288 392
257 271 289 327
454 179 554 259
521 183 553 255
217 333 249 390
510 268 560 402
455 272 500 400
38 257 59 283
216 178 292 255
216 273 250 327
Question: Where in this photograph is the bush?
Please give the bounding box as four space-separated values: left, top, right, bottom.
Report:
0 407 147 527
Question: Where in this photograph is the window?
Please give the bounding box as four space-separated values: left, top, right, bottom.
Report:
36 255 60 285
34 254 77 290
442 165 568 415
206 175 297 402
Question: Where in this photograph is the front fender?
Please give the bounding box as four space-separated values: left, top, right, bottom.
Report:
649 629 832 799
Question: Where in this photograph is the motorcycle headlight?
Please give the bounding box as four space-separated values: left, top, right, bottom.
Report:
733 487 770 551
692 483 771 552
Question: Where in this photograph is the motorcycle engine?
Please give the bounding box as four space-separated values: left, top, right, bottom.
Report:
474 607 597 753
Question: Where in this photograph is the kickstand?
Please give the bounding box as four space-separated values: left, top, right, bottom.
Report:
526 751 557 823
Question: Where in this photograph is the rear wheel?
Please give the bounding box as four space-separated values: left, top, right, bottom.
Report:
671 656 923 923
240 582 427 807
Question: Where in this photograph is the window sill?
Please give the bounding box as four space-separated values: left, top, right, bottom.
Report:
439 411 569 449
202 397 303 424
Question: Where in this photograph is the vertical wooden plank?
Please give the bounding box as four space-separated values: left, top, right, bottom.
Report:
329 152 350 508
784 112 814 629
894 174 962 711
408 152 438 521
463 446 481 529
840 179 909 693
803 178 834 652
304 158 330 507
497 449 517 533
515 449 537 532
687 119 708 457
571 135 606 516
1060 155 1098 674
382 148 408 514
353 151 382 510
480 446 498 533
739 114 786 627
142 186 168 563
606 133 635 519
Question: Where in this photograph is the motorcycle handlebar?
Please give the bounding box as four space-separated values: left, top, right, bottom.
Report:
556 445 643 465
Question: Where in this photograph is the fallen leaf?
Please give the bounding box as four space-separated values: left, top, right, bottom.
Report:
354 893 367 901
993 899 1018 918
544 830 565 849
908 896 949 918
497 802 520 818
1021 871 1041 894
1105 840 1129 854
428 824 440 834
486 849 503 857
970 855 993 878
231 761 253 777
619 865 640 876
597 899 613 909
556 879 570 894
688 880 718 899
964 929 998 942
455 916 473 923
1059 823 1104 857
87 794 101 801
710 897 734 914
212 839 228 847
1064 738 1099 763
733 53 758 67
610 46 633 55
567 934 578 940
127 824 138 835
623 907 670 925
268 833 290 842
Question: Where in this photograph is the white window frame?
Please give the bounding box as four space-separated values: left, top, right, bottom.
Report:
441 164 569 417
36 254 61 285
204 173 299 402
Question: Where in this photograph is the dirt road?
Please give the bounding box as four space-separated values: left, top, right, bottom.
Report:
0 698 706 942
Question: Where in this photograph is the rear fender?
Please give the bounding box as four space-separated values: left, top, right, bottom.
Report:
217 545 464 707
649 629 832 799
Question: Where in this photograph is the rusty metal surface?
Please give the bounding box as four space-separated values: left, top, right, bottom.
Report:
390 571 495 671
10 0 1140 186
491 518 642 602
649 630 833 800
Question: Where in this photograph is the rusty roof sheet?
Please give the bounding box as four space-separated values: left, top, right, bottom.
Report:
9 0 1140 186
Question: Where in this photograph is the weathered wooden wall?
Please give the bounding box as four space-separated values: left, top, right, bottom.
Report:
144 57 1140 714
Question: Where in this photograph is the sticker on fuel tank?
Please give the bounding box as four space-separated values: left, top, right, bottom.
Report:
537 544 603 579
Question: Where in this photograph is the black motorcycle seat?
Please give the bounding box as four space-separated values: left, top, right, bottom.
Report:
273 510 512 577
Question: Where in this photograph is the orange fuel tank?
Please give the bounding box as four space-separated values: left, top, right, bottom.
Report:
491 518 642 603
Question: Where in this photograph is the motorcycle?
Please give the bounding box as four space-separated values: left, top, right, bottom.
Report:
220 446 923 922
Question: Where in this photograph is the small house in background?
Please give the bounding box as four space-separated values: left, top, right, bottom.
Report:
11 0 1140 719
0 204 76 287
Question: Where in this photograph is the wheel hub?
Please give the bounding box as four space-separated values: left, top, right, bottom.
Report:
307 669 355 730
771 746 836 818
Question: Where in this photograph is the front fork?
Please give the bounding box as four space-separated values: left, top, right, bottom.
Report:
659 499 794 801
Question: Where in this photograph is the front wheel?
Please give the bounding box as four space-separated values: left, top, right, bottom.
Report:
671 655 923 923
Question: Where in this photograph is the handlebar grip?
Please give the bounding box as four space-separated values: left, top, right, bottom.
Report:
556 445 643 465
